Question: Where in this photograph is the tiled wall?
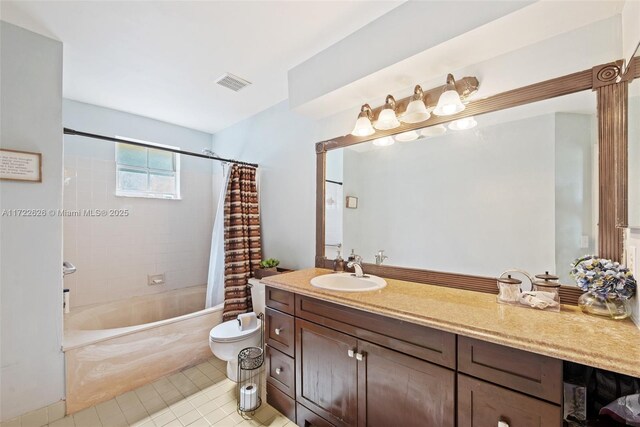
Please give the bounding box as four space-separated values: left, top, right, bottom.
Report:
63 100 218 308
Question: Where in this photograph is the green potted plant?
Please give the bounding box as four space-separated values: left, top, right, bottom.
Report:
259 258 280 272
255 258 281 279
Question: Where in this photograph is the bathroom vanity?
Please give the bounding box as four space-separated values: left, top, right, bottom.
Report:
262 269 640 427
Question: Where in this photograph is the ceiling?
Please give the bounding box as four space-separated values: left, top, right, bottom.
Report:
0 1 403 134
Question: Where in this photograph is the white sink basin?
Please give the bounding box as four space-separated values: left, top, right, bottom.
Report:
310 273 387 292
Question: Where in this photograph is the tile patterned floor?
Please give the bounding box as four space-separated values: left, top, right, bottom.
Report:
46 357 292 427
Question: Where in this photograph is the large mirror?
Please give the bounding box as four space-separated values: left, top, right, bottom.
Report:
628 49 640 227
325 91 598 284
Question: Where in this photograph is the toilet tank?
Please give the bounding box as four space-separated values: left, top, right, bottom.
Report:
249 278 265 317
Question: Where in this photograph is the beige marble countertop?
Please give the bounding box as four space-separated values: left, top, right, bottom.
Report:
262 268 640 378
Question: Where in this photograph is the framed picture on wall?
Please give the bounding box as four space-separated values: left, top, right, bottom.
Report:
346 196 358 209
0 149 42 182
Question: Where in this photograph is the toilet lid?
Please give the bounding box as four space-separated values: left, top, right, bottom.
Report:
209 318 262 343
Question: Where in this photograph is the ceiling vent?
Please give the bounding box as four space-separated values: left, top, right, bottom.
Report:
215 73 251 92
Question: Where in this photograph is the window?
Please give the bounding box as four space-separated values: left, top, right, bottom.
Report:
115 138 181 199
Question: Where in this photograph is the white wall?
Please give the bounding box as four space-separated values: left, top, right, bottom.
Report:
212 101 353 269
288 0 531 110
0 22 65 421
63 100 217 307
622 0 640 66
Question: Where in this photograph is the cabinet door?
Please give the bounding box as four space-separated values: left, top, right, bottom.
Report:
457 374 562 427
357 340 455 427
296 319 358 427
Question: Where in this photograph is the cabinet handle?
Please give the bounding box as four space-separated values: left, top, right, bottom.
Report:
275 368 282 375
498 421 509 427
355 352 364 361
274 328 282 335
347 349 355 358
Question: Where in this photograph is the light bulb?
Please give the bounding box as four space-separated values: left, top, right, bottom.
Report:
394 131 419 142
433 74 465 117
351 104 375 137
420 125 447 138
401 85 430 124
373 136 395 147
351 116 375 136
374 95 400 130
448 116 477 131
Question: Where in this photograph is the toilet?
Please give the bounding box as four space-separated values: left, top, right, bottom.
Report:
209 278 265 381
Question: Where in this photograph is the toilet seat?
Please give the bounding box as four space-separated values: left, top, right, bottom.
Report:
209 318 262 343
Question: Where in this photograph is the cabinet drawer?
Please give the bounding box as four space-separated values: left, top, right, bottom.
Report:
296 403 335 427
457 374 562 427
267 382 296 422
295 294 455 368
458 336 562 403
265 286 295 314
266 346 295 398
266 307 295 357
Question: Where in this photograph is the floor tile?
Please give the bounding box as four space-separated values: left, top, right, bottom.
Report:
150 410 176 427
186 418 210 427
177 409 200 426
46 358 281 427
202 409 226 425
48 416 75 427
72 407 102 426
21 407 48 427
140 398 167 417
1 418 21 427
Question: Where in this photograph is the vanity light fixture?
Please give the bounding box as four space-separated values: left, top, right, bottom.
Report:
401 85 431 124
351 104 375 137
420 124 447 138
374 95 401 130
433 74 465 116
373 136 395 147
394 130 420 142
448 116 477 131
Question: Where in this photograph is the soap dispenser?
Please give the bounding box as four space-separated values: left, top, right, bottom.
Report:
333 248 344 272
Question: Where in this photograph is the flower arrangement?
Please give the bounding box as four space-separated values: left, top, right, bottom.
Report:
570 255 637 300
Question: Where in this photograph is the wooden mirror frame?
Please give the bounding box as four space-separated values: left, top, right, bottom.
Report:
315 58 640 305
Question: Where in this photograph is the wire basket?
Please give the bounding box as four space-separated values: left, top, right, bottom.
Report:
236 313 264 414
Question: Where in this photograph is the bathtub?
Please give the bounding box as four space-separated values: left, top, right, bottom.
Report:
63 285 223 414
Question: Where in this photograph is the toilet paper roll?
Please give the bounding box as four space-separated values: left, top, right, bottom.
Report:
239 382 258 411
237 312 258 331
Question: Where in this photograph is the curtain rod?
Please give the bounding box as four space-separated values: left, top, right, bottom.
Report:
63 128 258 168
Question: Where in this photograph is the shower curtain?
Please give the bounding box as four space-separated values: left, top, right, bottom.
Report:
205 165 232 308
222 164 262 321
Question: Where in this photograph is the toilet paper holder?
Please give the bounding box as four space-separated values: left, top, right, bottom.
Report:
236 312 265 415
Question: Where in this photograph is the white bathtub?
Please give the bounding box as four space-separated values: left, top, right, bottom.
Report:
63 285 223 414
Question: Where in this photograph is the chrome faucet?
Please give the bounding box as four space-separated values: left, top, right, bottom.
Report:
374 250 388 266
347 255 367 278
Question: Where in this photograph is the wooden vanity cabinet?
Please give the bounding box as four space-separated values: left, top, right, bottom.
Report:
265 286 563 427
457 374 562 426
357 340 455 427
296 319 358 427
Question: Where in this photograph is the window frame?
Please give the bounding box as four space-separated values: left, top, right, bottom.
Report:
115 137 181 200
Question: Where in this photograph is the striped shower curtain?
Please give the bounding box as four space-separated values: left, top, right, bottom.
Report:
222 164 262 321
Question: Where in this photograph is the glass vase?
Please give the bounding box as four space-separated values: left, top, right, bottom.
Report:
578 292 630 320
